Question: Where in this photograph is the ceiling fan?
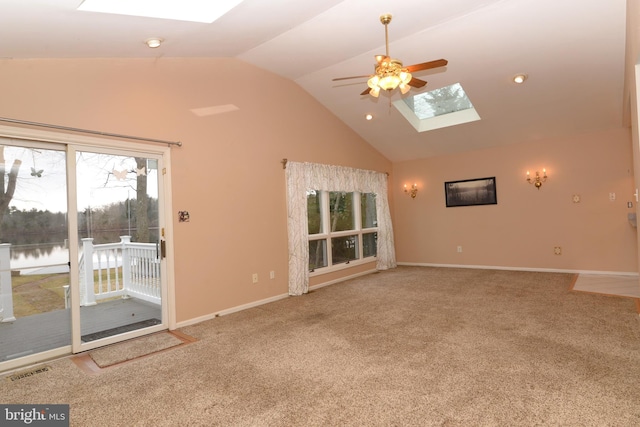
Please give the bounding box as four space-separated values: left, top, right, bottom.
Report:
332 14 448 97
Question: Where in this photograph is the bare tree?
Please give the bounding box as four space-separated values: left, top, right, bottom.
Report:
0 147 22 238
134 157 149 242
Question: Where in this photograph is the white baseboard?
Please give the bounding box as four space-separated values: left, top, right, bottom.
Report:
175 292 288 329
397 262 638 277
175 268 378 329
176 264 637 330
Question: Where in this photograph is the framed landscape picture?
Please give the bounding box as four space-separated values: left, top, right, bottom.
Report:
444 177 497 207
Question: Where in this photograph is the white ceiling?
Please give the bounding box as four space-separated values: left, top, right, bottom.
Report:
0 0 628 162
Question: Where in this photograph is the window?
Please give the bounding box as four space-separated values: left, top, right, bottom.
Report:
285 161 396 295
307 191 377 272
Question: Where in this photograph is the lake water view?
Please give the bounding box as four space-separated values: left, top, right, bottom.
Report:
5 231 141 274
10 243 69 273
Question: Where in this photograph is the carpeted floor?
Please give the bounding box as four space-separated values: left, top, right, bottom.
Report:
87 331 185 368
1 266 640 426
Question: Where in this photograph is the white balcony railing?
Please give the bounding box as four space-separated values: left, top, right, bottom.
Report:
0 237 160 322
0 244 15 322
79 236 161 306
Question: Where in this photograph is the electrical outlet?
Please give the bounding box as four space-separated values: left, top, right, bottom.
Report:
457 246 463 253
554 246 562 255
270 271 275 279
252 273 258 284
609 192 616 201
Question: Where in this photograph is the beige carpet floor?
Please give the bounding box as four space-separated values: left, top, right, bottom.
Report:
88 331 185 368
1 267 640 426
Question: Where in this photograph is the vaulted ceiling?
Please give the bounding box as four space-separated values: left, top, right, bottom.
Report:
0 0 628 162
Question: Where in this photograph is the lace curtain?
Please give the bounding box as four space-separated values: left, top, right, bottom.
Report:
285 161 396 296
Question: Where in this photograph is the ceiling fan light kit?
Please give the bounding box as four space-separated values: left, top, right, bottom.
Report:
333 14 448 98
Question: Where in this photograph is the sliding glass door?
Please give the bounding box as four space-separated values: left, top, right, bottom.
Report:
0 143 71 362
0 135 170 369
74 149 164 348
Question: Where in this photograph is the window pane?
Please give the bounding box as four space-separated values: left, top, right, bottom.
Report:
363 232 377 258
331 235 359 265
307 190 322 235
329 192 354 232
361 193 377 228
309 239 327 271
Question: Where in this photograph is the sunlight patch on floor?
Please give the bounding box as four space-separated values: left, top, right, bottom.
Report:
573 274 640 298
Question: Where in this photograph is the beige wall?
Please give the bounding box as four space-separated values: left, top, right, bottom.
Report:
392 127 638 272
0 58 391 324
625 0 640 275
0 57 635 327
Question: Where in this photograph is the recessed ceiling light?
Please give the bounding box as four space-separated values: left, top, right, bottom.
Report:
77 0 244 23
145 38 163 48
513 74 528 84
365 114 373 121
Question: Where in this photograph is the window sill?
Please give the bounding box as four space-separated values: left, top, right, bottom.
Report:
309 257 376 278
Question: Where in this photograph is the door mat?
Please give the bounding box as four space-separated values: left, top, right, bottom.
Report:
81 318 161 342
88 332 184 368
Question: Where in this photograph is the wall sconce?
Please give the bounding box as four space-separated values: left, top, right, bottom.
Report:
404 183 418 198
526 169 547 189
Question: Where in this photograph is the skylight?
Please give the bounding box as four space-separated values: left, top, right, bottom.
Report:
77 0 244 23
393 83 480 132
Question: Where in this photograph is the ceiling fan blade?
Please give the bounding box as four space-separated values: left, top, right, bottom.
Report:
405 59 448 73
360 87 372 96
408 77 427 88
333 75 371 81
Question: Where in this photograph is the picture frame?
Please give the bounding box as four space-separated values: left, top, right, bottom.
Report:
444 177 497 207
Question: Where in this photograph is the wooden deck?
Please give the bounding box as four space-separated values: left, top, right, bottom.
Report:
0 298 162 361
